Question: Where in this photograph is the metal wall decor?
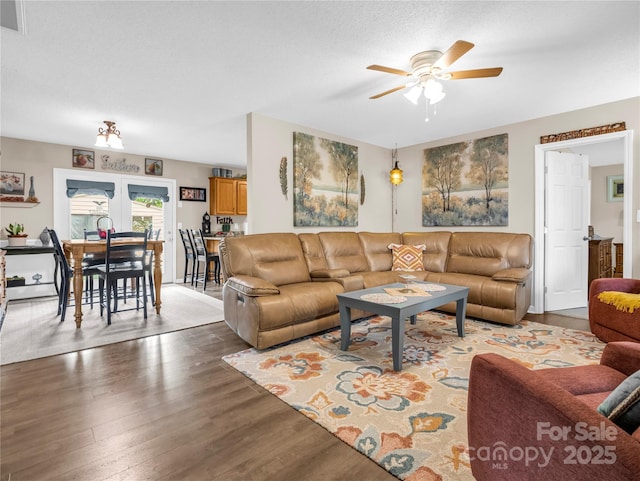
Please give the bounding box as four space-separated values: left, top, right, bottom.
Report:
279 156 288 199
540 122 626 144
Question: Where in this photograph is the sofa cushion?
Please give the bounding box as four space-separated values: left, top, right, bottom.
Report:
598 370 640 434
401 231 451 272
318 232 369 273
358 232 401 271
388 243 426 271
221 233 311 286
447 232 532 277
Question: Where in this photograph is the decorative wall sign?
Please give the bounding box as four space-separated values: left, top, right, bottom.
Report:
360 172 366 205
607 175 624 202
0 171 25 195
145 158 163 176
180 186 206 201
72 149 95 169
293 132 358 226
99 155 140 173
423 133 508 226
540 122 626 144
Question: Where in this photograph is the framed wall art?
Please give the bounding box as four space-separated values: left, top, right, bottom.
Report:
179 186 206 202
422 133 508 226
0 171 25 195
293 132 358 226
607 175 623 202
72 149 95 169
145 158 163 176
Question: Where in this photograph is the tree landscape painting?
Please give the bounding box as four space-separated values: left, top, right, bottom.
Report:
293 132 358 226
422 133 508 226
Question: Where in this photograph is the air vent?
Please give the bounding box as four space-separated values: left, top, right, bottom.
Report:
1 0 25 34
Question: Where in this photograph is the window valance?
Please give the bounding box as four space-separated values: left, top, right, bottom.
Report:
127 184 170 202
66 180 115 199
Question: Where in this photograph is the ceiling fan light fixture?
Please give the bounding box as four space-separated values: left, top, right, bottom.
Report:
423 79 444 98
403 85 422 105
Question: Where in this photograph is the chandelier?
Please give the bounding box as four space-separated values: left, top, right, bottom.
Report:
95 121 124 149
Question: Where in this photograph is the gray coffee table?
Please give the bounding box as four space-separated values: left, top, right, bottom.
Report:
338 282 470 371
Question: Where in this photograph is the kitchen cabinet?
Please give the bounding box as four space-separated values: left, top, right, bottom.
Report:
209 177 247 215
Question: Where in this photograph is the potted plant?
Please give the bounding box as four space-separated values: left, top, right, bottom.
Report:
5 223 28 246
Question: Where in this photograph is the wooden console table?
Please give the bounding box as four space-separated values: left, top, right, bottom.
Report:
588 237 613 289
613 242 624 277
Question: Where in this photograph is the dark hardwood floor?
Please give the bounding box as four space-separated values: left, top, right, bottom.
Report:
0 282 589 481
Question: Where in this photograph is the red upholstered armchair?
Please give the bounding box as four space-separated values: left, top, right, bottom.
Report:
467 342 640 481
589 278 640 342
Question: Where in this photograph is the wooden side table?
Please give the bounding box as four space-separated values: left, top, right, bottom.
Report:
613 242 624 277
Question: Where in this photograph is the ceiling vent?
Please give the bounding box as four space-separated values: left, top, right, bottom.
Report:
1 0 26 34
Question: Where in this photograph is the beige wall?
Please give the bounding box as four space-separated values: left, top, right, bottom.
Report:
247 113 392 233
591 164 624 244
247 97 639 277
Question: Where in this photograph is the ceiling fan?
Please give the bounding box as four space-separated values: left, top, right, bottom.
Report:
367 40 503 100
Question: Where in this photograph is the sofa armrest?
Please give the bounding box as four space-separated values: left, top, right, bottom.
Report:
491 267 532 283
226 275 280 297
600 341 640 376
310 268 351 279
589 278 640 299
468 353 640 481
312 273 364 292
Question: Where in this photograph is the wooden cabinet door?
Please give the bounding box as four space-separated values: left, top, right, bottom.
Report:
213 177 236 215
236 180 247 215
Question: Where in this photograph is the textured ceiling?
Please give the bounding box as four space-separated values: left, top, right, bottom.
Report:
1 1 639 168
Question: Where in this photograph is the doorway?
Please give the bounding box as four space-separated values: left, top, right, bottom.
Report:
52 168 176 283
532 130 634 314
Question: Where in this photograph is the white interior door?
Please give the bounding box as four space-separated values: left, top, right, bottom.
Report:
544 151 589 311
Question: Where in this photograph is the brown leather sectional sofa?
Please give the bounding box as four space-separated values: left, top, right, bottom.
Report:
219 231 533 349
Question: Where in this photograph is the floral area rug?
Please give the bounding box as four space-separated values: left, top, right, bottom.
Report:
222 312 604 481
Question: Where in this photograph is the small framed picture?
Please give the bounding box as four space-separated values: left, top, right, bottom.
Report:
0 171 25 195
145 158 163 176
72 149 95 169
179 186 206 202
607 175 624 202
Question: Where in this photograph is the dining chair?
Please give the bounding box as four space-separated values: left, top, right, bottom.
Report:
82 229 106 307
190 228 218 290
179 228 196 285
48 228 98 322
95 231 148 325
48 228 73 321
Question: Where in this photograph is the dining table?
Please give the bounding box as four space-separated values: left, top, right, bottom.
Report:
62 238 164 328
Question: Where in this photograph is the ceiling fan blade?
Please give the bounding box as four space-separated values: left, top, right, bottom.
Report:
369 85 408 99
433 40 474 70
367 64 411 77
447 67 503 79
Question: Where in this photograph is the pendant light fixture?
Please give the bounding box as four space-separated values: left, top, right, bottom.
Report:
389 145 403 185
95 120 124 149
